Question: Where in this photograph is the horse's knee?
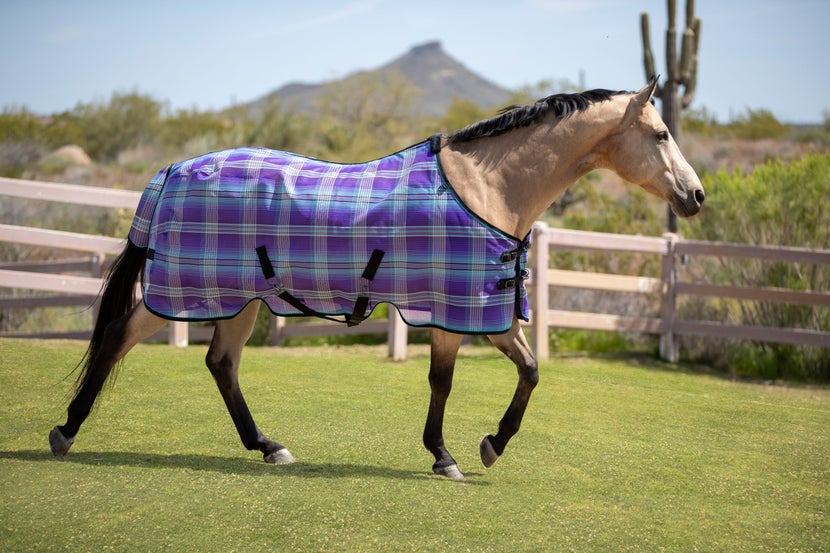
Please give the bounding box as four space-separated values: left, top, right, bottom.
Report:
520 359 539 390
205 351 235 390
428 367 453 395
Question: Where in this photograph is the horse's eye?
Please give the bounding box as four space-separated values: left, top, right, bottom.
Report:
656 130 669 142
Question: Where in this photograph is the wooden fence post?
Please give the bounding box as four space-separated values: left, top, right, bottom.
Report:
268 315 285 346
659 233 679 362
168 321 189 347
388 308 408 361
531 222 550 360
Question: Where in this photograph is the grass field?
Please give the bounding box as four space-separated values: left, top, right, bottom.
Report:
1 338 828 552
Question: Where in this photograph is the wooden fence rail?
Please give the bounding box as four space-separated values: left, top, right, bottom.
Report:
0 177 409 358
529 222 830 361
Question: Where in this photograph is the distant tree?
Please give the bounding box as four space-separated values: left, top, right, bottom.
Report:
509 78 581 106
313 69 423 161
682 106 718 137
0 108 43 176
439 98 489 134
243 99 311 152
726 108 788 140
0 107 40 142
69 91 163 162
40 111 84 150
159 107 228 151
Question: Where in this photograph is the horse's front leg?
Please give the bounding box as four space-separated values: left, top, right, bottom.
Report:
480 317 539 468
206 302 293 464
423 329 464 480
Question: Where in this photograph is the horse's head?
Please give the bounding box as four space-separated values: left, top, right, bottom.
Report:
604 79 704 218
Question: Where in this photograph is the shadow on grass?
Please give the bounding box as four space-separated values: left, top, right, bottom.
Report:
0 449 488 484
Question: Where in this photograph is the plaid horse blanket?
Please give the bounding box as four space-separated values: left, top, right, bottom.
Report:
128 138 529 334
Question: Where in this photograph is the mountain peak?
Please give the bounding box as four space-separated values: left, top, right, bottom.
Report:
409 40 444 55
255 42 511 119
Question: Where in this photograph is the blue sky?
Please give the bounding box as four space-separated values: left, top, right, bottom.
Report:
1 0 828 123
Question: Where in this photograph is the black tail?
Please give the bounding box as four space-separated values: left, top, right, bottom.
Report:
71 239 147 403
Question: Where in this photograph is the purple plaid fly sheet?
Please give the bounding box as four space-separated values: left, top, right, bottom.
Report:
128 138 529 334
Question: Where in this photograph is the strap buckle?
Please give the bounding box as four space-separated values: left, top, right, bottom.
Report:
497 269 529 290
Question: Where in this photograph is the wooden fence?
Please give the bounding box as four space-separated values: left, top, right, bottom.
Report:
0 176 409 358
529 222 830 361
2 177 828 362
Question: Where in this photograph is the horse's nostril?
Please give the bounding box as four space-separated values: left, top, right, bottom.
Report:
694 188 705 205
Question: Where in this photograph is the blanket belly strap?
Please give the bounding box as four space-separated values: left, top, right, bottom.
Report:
255 245 385 326
348 249 385 326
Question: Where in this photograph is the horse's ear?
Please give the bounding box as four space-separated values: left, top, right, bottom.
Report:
634 76 659 105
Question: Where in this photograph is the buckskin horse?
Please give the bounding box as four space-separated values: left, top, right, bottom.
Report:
49 79 704 480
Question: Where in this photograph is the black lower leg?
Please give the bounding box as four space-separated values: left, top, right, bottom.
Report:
222 387 285 458
424 389 458 471
423 331 463 472
59 322 128 438
207 352 283 459
487 360 539 456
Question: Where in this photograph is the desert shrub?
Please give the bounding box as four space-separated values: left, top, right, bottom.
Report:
0 140 42 177
678 154 830 380
67 92 163 162
0 108 45 176
682 107 791 140
557 184 665 277
727 108 789 140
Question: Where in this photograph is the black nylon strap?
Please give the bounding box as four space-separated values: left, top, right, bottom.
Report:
429 134 442 154
256 245 275 280
362 249 385 280
256 245 386 327
348 297 370 327
349 249 386 326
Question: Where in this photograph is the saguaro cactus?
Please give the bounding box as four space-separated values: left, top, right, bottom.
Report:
641 0 701 231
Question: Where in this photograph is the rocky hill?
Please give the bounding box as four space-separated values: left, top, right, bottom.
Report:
248 41 513 118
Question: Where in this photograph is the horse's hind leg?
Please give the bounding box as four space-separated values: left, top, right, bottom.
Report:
205 302 293 464
423 329 465 480
51 303 166 455
480 317 539 469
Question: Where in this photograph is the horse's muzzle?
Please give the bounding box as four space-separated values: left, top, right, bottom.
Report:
674 186 705 217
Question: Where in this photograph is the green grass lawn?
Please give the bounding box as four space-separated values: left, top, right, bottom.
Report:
1 338 828 552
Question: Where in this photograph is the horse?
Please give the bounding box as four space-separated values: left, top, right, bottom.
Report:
49 79 704 480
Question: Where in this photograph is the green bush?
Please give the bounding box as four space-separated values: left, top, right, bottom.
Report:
679 154 830 380
558 183 665 277
727 108 789 140
682 107 791 140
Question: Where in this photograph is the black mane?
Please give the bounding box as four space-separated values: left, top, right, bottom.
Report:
448 88 629 144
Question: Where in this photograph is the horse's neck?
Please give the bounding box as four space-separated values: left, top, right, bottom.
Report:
439 104 619 238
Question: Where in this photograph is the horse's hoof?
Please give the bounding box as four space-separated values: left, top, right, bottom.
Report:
49 426 74 457
433 463 465 481
264 448 295 465
479 435 499 468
